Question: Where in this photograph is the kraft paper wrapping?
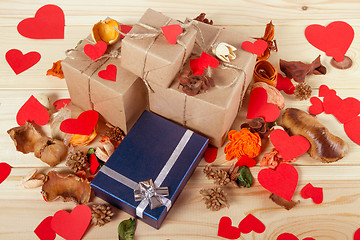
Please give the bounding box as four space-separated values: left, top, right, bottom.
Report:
149 21 256 147
121 8 197 88
62 35 148 133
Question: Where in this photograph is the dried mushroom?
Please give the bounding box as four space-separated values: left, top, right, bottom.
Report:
41 171 91 204
34 137 67 167
20 169 47 189
92 19 120 45
252 82 285 109
7 122 42 154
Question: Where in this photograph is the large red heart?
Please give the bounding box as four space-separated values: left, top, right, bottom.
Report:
60 110 99 135
354 228 360 240
276 73 295 95
98 64 117 81
0 163 11 185
305 21 354 62
332 97 360 124
318 85 336 98
344 116 360 145
277 233 315 240
6 49 41 75
17 4 65 39
34 216 56 240
308 97 324 115
270 129 310 161
51 205 91 240
16 95 49 126
323 93 342 115
238 214 265 234
161 24 183 45
258 163 298 201
241 40 268 55
218 216 241 239
84 41 107 60
235 155 256 168
190 52 219 76
246 87 280 122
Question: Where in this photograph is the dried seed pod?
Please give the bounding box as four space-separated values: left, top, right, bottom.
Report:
92 19 120 45
7 122 42 154
212 42 237 62
20 169 47 189
33 137 67 167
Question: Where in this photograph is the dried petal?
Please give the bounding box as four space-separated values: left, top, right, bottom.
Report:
46 60 64 79
7 122 42 154
20 169 46 189
212 42 237 63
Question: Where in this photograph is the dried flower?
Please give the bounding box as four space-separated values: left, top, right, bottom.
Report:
255 21 277 61
270 193 299 210
260 148 296 169
224 128 262 160
91 204 114 226
105 122 126 143
200 187 229 211
92 19 120 45
118 218 136 240
34 137 68 167
212 42 237 62
46 60 64 79
294 82 312 100
203 165 231 186
241 117 269 138
193 13 213 25
178 69 215 96
66 149 89 172
252 82 285 110
7 122 42 154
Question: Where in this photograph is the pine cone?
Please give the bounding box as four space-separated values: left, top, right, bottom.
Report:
200 187 229 211
105 122 126 142
203 165 231 186
294 82 312 100
91 204 115 226
66 150 89 172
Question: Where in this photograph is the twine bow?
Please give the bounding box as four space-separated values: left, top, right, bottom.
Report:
134 179 169 210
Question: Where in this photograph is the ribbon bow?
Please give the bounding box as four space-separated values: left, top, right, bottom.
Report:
134 179 169 210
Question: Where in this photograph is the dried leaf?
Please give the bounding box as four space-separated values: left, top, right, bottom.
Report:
46 60 64 79
118 218 136 240
235 166 253 188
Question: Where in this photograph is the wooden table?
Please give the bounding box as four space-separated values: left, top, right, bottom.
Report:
1 1 360 239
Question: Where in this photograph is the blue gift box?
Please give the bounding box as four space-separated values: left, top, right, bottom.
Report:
91 111 208 229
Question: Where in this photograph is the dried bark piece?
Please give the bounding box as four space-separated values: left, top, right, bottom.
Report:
253 60 277 86
46 60 64 79
200 187 229 211
34 137 68 167
252 82 285 109
193 13 213 25
255 21 278 61
105 122 126 143
270 193 299 210
7 122 42 154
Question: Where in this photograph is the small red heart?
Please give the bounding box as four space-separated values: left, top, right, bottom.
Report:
276 73 295 95
60 110 99 135
84 41 107 60
238 214 265 234
6 49 41 75
247 87 280 122
301 183 323 204
218 216 241 239
318 85 337 98
277 233 315 240
34 216 56 240
235 156 256 168
89 154 100 175
241 40 268 55
332 97 360 124
51 205 91 240
161 24 183 45
0 163 11 185
305 21 354 62
344 116 360 145
53 98 71 110
98 64 117 81
308 97 324 115
270 129 310 161
120 25 132 39
16 95 49 126
258 163 298 201
354 228 360 240
204 147 218 163
190 52 219 76
17 4 65 39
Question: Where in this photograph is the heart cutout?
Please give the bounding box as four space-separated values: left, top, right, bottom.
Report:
60 110 99 135
17 4 65 39
238 214 265 234
305 21 354 62
51 205 91 240
6 49 41 75
16 95 49 126
301 183 323 204
344 116 360 145
270 129 310 161
332 97 360 124
98 64 117 81
204 147 218 163
276 73 295 95
190 52 219 76
308 97 324 115
53 99 71 110
318 85 337 98
354 228 360 240
241 40 268 55
247 87 280 122
277 233 315 240
84 41 107 60
0 163 11 185
89 154 100 175
235 155 256 168
218 216 241 239
323 92 342 115
258 163 298 201
161 24 183 45
34 216 56 240
120 25 132 39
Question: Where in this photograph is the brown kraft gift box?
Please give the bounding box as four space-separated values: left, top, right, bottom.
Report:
121 8 197 88
61 34 148 133
148 20 257 147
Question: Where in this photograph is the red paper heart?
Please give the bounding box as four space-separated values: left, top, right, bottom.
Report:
344 116 360 145
235 155 256 168
270 129 310 161
354 228 360 240
53 99 71 110
17 4 65 39
318 85 336 98
258 163 298 201
190 52 219 76
51 205 91 240
241 40 268 55
276 73 295 95
120 25 132 39
218 216 241 239
247 87 280 122
204 147 217 163
308 97 324 115
323 93 342 115
16 95 49 126
305 21 354 62
161 24 183 45
84 41 107 60
332 97 360 124
0 163 11 185
34 216 56 240
60 110 99 135
98 64 117 81
6 49 41 75
277 233 315 240
89 154 100 175
301 183 323 204
238 214 265 234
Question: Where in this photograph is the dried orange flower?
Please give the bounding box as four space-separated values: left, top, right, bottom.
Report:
260 147 297 169
46 60 64 79
224 128 262 160
70 128 97 146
